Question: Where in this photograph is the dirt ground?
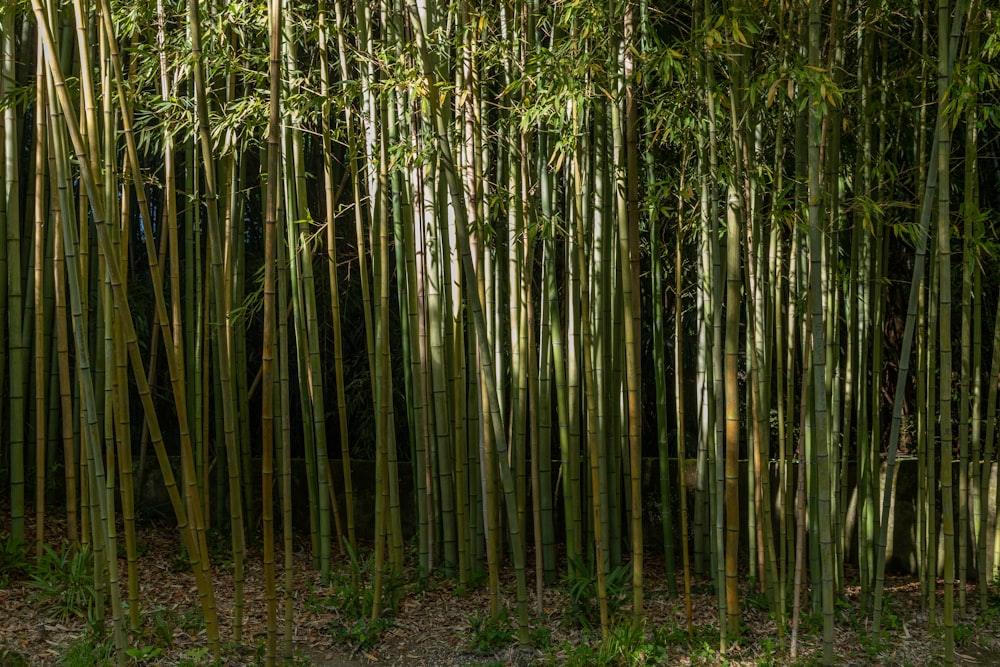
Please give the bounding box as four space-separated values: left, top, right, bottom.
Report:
2 520 999 666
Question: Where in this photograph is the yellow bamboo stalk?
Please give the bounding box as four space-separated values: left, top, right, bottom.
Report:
33 52 48 558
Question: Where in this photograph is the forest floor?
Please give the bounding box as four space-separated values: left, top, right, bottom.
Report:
2 518 1000 666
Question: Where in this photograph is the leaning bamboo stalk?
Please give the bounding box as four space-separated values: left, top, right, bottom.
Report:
44 42 123 666
101 0 201 536
30 2 222 651
872 0 968 633
102 0 223 613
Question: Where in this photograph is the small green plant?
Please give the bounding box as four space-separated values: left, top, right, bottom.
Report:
178 609 206 634
309 541 401 620
57 630 113 667
311 542 401 652
561 553 633 630
466 607 516 655
649 617 688 647
858 629 888 661
601 620 664 665
953 621 973 646
148 608 177 649
30 543 97 621
0 533 29 588
543 622 668 666
757 635 780 666
687 638 725 666
125 644 163 663
330 615 391 651
553 642 603 667
529 624 552 649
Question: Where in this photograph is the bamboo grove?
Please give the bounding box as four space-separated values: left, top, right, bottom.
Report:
1 0 999 665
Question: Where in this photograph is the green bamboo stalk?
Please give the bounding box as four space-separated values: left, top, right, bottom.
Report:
283 13 334 580
958 11 980 613
548 228 577 572
579 148 610 639
675 176 692 630
51 148 78 546
407 155 433 577
621 0 643 622
592 96 614 571
0 3 10 538
453 17 477 580
534 127 556 585
927 249 940 623
5 0 26 544
261 0 281 661
515 118 544 609
693 6 711 573
743 173 780 620
651 165 673 597
331 0 364 564
425 171 457 576
806 1 834 660
703 20 727 641
936 3 956 662
318 0 355 557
